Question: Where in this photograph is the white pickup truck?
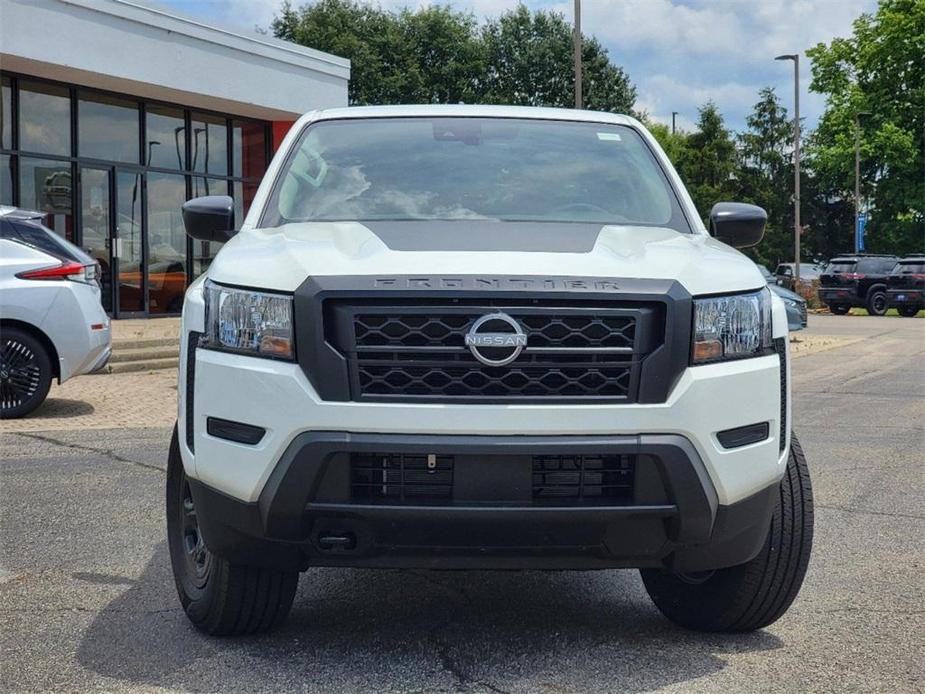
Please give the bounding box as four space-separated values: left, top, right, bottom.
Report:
167 105 813 636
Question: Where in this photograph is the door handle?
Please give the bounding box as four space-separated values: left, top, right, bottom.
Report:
112 238 123 259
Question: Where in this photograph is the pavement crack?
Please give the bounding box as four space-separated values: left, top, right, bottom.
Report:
817 503 925 521
13 432 163 473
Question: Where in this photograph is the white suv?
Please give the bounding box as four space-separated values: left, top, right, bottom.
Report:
0 207 111 417
168 106 813 636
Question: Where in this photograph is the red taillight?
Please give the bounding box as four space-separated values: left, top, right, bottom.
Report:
17 261 87 281
842 273 866 280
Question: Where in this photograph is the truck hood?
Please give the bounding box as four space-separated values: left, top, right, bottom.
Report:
207 221 765 296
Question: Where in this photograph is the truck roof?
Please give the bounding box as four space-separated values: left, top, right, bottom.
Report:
303 104 640 127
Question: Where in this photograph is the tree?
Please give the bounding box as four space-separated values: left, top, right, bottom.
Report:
481 5 635 113
735 87 794 267
675 102 738 222
806 0 924 254
271 1 636 114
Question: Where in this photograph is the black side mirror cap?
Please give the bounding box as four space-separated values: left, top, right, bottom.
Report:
709 202 767 248
182 195 236 243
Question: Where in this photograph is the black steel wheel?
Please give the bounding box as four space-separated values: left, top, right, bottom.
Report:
866 289 888 316
166 427 299 636
0 327 53 419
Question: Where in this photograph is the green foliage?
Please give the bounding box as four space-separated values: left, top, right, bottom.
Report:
271 0 635 112
672 103 738 223
481 5 635 113
806 0 924 254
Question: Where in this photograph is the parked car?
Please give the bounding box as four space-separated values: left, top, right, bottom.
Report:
758 266 806 329
817 254 899 315
886 255 925 317
167 106 813 637
0 207 111 418
774 262 822 290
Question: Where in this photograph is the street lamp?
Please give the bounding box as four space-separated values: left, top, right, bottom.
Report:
573 0 582 109
775 53 801 284
671 111 678 134
855 111 872 253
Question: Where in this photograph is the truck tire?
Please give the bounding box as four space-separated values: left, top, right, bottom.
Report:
166 427 299 636
866 288 888 316
0 327 53 419
898 306 920 318
640 433 813 632
829 305 850 315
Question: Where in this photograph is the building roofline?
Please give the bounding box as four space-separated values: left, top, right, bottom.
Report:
60 0 350 79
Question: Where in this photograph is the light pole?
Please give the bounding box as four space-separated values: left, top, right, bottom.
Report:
775 54 801 284
671 111 678 134
854 111 871 253
573 0 582 109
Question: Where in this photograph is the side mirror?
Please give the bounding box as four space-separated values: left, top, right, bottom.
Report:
182 196 236 243
709 202 767 248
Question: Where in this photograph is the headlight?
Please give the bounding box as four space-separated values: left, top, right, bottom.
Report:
201 280 295 360
692 288 772 364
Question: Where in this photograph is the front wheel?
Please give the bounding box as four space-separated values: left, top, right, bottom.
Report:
641 433 813 632
898 306 921 318
166 427 299 636
0 327 53 419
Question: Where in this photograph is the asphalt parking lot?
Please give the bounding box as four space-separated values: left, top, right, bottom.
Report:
1 314 923 693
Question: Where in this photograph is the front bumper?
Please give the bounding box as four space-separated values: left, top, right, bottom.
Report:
188 431 777 573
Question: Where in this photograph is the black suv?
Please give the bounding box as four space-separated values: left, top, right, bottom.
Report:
818 254 899 315
886 255 925 317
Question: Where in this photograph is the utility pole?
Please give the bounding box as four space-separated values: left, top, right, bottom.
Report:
573 0 582 109
775 54 801 284
671 111 678 134
854 112 871 253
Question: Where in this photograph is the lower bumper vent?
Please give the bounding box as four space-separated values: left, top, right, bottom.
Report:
532 454 634 502
351 453 454 502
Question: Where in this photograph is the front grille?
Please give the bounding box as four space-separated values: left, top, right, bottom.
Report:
774 337 787 452
354 313 636 349
351 453 454 502
331 303 658 402
532 454 634 502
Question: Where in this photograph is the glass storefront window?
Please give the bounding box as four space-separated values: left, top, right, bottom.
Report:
191 176 226 199
18 80 71 155
146 172 187 314
19 156 74 241
80 167 112 312
78 91 139 163
116 171 144 314
232 179 260 227
1 154 12 205
232 119 266 178
1 76 11 149
146 105 186 170
191 112 227 176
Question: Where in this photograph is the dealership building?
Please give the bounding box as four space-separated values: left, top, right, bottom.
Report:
0 0 349 316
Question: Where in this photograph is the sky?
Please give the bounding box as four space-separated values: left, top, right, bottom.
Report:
156 0 876 132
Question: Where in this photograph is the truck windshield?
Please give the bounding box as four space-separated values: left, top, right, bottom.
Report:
263 117 688 231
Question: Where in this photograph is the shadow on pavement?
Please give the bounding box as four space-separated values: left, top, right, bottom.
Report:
78 542 782 692
30 398 95 419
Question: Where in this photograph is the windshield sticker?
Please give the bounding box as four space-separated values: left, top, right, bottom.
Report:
596 132 622 141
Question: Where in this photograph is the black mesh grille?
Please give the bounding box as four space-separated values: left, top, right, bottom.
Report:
332 303 656 402
775 337 787 453
532 454 635 502
351 453 454 502
354 313 635 349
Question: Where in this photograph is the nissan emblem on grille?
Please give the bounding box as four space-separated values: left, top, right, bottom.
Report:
464 313 528 366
